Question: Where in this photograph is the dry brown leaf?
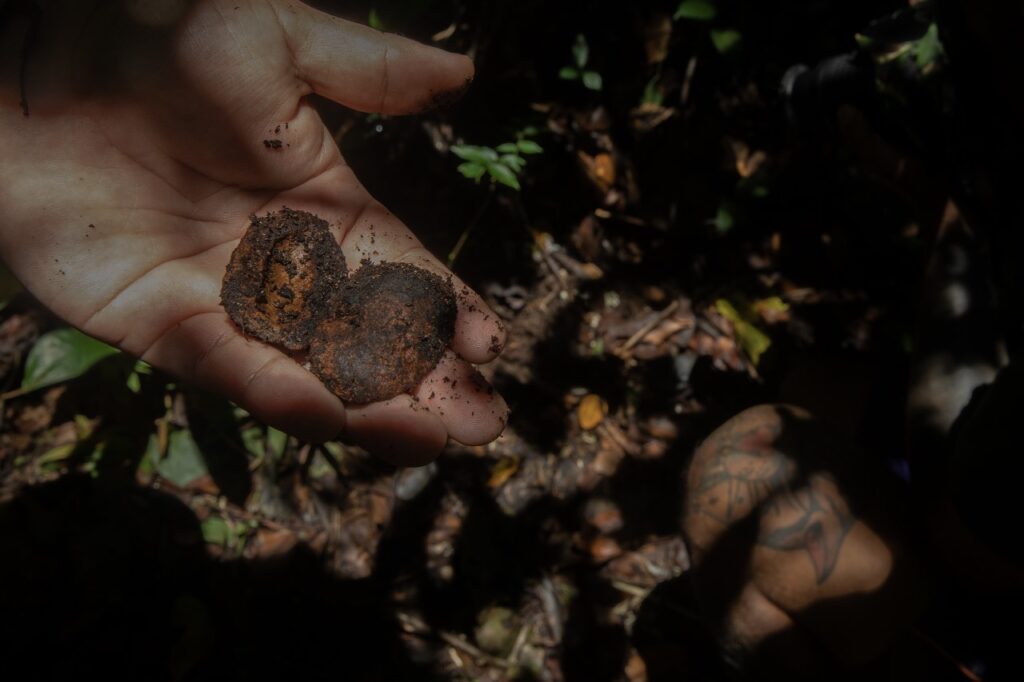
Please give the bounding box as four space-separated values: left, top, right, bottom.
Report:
487 455 520 489
577 394 607 430
254 528 299 558
578 151 616 192
590 536 623 563
625 650 649 682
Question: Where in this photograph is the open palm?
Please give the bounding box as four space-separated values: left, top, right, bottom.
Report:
0 0 507 465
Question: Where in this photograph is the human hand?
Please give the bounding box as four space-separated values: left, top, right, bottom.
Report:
0 0 507 465
683 405 925 675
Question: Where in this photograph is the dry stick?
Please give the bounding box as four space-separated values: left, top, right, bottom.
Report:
680 55 698 110
437 631 511 669
615 299 681 358
315 444 345 480
598 420 641 457
399 613 510 669
539 575 563 643
507 622 532 666
0 386 26 401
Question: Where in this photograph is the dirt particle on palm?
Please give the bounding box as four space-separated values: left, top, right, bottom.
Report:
221 208 346 351
308 263 457 404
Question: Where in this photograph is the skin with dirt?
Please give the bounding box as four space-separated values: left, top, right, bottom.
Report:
221 209 456 403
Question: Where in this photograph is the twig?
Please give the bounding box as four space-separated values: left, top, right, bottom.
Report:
910 627 984 682
540 247 569 291
507 622 532 666
598 420 641 457
0 386 27 401
680 55 698 110
297 443 313 479
315 444 345 479
447 185 494 268
539 575 563 643
610 580 651 599
615 299 681 357
399 612 511 669
437 631 511 668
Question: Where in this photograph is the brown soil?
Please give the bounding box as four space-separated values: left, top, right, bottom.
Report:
221 208 346 351
308 262 457 404
221 210 456 404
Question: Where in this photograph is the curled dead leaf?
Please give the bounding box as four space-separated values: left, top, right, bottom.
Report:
578 151 616 192
487 455 520 489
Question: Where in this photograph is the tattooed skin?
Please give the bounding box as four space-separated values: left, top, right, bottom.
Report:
687 407 856 585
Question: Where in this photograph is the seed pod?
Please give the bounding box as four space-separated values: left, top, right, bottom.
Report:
308 262 457 404
221 208 346 351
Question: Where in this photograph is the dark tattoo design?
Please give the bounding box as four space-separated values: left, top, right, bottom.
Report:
689 411 855 585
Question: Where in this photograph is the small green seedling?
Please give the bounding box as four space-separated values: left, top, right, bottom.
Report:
673 0 742 55
559 34 603 91
452 138 544 191
674 0 716 21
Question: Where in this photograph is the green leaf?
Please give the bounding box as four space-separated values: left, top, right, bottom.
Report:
451 145 499 164
487 162 521 190
367 7 384 31
642 75 664 105
674 0 716 21
559 66 580 80
157 429 209 488
266 426 288 461
241 426 265 462
715 299 772 365
711 28 742 54
755 296 790 316
125 359 153 394
37 442 76 469
201 516 231 547
137 434 159 480
517 139 543 154
496 143 519 154
914 23 945 72
457 161 487 181
572 34 589 69
582 70 603 91
714 203 736 234
500 154 526 172
21 328 119 393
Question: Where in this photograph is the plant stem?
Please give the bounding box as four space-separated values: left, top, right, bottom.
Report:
446 184 494 268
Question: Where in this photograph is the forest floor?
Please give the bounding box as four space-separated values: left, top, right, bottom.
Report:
0 1 994 680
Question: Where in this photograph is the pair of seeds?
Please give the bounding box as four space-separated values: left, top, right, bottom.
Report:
220 208 457 404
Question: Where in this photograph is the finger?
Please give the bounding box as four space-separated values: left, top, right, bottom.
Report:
414 351 509 446
344 396 448 467
273 1 473 114
142 311 347 443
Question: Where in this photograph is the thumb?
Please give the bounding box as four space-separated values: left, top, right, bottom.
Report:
272 1 473 114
